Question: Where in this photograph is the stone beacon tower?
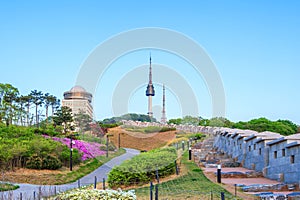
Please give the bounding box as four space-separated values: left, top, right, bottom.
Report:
161 85 167 124
145 56 155 117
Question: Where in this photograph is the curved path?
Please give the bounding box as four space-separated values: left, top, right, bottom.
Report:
0 148 140 200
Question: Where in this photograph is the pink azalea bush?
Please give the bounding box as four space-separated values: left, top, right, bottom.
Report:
43 135 106 160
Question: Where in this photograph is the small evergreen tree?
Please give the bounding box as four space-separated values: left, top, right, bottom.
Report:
53 106 74 134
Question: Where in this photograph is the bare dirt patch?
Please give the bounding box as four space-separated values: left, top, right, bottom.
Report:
3 166 81 185
108 127 176 151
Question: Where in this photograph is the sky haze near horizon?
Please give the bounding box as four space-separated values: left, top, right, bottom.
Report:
0 1 299 124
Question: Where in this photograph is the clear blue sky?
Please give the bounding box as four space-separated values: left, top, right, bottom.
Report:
1 1 299 124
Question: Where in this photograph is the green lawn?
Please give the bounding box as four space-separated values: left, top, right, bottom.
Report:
132 152 240 200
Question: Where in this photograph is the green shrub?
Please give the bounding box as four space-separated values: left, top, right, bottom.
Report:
144 126 162 133
78 133 104 144
190 133 205 140
100 123 120 128
59 146 81 166
108 147 177 187
0 125 82 170
159 127 176 132
42 155 62 170
100 143 116 151
26 155 43 169
26 154 62 170
0 183 19 191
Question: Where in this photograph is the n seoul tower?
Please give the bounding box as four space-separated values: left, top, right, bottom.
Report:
145 55 155 117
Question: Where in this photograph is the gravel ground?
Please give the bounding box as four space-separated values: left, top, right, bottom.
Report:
204 167 255 173
221 177 281 186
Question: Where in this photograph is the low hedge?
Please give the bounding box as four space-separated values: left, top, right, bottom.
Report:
0 183 19 191
108 147 177 187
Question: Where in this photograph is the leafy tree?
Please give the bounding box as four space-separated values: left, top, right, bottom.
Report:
0 83 19 126
74 110 92 134
100 113 155 124
53 106 74 134
276 119 298 133
168 118 182 125
44 93 50 123
199 118 210 126
15 95 28 126
90 122 105 137
168 116 201 125
44 93 57 124
50 96 60 120
182 116 200 125
232 117 298 135
209 117 234 127
22 95 32 126
30 90 44 127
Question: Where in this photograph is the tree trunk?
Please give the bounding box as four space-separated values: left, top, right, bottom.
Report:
27 104 30 126
36 104 38 127
51 105 54 122
20 105 23 126
46 105 48 125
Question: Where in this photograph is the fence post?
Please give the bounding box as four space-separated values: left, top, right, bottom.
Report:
103 178 106 190
155 184 158 200
234 184 237 196
156 167 160 183
78 179 80 188
150 182 153 200
217 165 221 183
187 140 190 149
210 190 213 200
189 148 192 160
118 133 121 149
38 186 41 200
19 192 22 200
94 176 97 189
54 186 57 195
182 141 185 151
106 135 109 158
33 191 36 200
175 160 179 175
221 192 225 200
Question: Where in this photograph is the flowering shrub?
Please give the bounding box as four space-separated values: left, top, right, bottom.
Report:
50 187 136 200
44 136 106 160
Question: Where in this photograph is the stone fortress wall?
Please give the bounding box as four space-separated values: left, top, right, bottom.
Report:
122 120 300 184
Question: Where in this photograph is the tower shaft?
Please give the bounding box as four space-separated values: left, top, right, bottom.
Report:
148 96 153 117
161 85 167 124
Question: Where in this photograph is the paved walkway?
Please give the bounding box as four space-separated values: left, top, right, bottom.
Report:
0 148 140 200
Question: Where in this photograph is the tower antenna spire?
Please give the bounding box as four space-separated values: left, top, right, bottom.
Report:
149 53 152 84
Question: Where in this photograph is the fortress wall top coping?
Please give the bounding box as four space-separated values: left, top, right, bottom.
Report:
286 141 300 148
